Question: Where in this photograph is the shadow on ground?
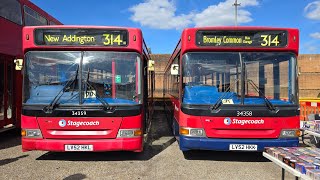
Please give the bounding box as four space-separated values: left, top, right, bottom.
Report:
0 130 21 150
183 150 268 162
63 173 87 180
37 108 175 161
0 155 29 166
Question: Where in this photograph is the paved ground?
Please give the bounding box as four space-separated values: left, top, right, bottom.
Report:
0 109 297 180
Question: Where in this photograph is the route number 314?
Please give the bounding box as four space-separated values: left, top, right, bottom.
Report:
103 34 124 46
260 35 279 46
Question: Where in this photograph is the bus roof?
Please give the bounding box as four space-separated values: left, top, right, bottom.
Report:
183 26 299 31
165 26 299 72
179 26 299 55
23 26 148 56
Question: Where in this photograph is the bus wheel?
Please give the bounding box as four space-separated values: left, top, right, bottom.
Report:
182 151 193 159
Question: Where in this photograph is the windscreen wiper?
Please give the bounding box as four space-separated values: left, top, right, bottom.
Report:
247 79 279 113
210 79 239 110
43 64 79 113
210 87 231 111
84 68 112 111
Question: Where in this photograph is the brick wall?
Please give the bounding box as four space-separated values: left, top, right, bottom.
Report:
298 54 320 98
150 54 171 99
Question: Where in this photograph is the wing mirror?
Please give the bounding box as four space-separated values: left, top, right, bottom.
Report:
14 59 23 70
171 64 179 75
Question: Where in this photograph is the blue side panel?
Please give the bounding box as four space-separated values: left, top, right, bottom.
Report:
179 136 299 151
83 98 138 104
183 86 236 104
183 85 292 105
26 85 137 104
30 85 64 97
27 85 65 104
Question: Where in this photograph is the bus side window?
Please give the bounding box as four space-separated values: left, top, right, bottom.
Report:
24 6 48 26
0 0 22 25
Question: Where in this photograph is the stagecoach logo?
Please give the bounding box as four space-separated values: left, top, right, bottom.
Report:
59 119 67 127
224 117 232 125
224 117 265 126
58 119 100 128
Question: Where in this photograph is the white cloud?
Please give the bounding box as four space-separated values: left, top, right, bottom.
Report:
310 32 320 39
129 0 193 29
304 1 320 20
307 46 318 53
303 42 318 53
193 0 258 27
129 0 259 29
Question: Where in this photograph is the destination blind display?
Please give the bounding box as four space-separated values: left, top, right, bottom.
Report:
34 29 128 46
196 30 287 47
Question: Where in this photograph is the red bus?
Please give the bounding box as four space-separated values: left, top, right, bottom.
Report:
164 27 300 151
21 26 153 152
0 0 61 132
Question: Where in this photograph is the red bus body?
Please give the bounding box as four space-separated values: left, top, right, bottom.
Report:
22 26 152 152
164 27 300 151
0 0 61 132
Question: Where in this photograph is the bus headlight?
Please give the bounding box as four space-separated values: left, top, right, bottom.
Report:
180 127 206 137
190 129 204 136
22 129 43 138
117 129 142 138
280 129 301 138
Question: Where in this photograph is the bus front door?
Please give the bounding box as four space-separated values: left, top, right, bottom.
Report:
0 55 15 131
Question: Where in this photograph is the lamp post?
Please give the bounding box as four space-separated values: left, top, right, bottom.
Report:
233 0 241 26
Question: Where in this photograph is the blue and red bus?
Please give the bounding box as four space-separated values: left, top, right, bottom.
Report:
21 26 152 152
164 27 300 151
0 0 61 132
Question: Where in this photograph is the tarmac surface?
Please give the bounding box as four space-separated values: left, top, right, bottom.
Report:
0 108 298 180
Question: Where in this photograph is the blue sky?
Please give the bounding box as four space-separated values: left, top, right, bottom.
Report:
31 0 320 54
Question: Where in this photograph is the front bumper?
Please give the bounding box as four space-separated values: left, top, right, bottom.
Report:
179 136 299 151
22 137 143 152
